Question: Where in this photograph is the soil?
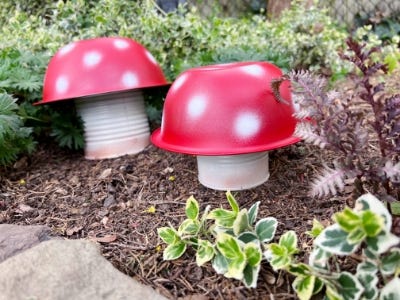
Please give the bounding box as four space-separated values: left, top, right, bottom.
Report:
0 71 399 300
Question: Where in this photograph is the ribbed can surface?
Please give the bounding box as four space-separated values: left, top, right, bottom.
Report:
75 90 150 159
197 151 269 190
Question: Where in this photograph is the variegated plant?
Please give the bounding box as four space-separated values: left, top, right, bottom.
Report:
157 191 277 288
265 194 400 300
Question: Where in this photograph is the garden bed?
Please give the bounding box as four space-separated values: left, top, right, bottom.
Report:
0 72 399 299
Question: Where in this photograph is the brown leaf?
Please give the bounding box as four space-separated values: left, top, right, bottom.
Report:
91 234 117 243
66 225 83 236
99 168 112 179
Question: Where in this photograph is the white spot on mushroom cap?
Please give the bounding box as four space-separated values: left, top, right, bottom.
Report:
187 94 207 119
234 112 261 139
122 71 139 88
240 65 265 77
55 76 69 94
114 39 130 49
58 43 76 56
145 51 158 65
83 51 102 68
172 73 188 92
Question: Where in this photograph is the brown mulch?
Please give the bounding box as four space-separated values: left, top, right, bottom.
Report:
0 141 346 300
0 71 398 299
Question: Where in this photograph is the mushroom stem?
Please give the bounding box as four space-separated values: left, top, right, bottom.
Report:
75 90 150 159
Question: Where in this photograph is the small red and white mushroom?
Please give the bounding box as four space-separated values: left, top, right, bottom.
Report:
151 61 300 190
37 37 168 159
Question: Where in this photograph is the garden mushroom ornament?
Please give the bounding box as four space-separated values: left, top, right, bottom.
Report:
151 62 300 190
36 37 168 159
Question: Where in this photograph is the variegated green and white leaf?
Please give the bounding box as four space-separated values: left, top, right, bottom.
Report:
163 241 187 260
355 194 392 231
292 275 316 300
158 227 180 245
366 231 400 254
233 209 250 236
306 218 325 238
178 219 200 236
381 248 400 276
256 217 278 243
243 264 260 288
314 224 359 255
287 263 312 277
356 260 378 276
226 191 239 213
309 246 332 270
185 195 199 220
335 272 364 300
248 201 260 225
279 230 298 255
244 242 262 267
196 239 215 266
207 208 237 228
237 232 259 244
379 277 400 300
357 272 378 300
212 251 228 274
264 243 291 271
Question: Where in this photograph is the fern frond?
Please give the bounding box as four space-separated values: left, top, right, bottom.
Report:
295 122 327 148
311 166 346 197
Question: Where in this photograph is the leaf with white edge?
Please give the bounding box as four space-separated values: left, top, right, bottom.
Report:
233 209 250 236
264 243 291 270
248 201 260 225
347 227 366 245
363 247 379 260
292 275 316 300
366 231 400 254
243 264 260 288
196 239 215 266
216 233 245 261
287 263 311 277
325 283 342 300
226 191 239 213
306 218 325 238
379 277 400 300
185 195 199 220
357 272 378 300
309 247 331 270
381 248 400 276
207 208 237 228
355 194 392 231
279 230 298 255
333 207 361 233
356 260 378 276
158 227 179 245
256 217 278 243
314 224 359 255
212 251 228 274
244 242 262 267
237 232 259 244
335 272 364 300
361 210 385 237
313 278 324 295
163 241 187 260
178 219 200 236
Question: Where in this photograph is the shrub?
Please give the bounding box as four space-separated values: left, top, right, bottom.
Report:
277 38 400 207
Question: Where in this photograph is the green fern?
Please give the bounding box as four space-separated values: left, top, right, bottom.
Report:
0 93 35 166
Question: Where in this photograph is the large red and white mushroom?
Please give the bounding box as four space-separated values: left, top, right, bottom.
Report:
151 61 300 190
36 37 168 159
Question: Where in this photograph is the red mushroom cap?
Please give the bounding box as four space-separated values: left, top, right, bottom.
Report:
36 37 168 105
151 61 300 155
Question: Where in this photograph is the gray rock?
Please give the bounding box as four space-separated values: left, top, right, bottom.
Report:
0 239 167 300
0 224 53 263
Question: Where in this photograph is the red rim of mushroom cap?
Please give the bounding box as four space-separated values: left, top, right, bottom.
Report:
35 37 169 105
151 61 301 155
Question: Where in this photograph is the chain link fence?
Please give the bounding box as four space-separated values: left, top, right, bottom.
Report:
156 0 400 28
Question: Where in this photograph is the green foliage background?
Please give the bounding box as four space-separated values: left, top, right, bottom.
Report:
1 0 396 166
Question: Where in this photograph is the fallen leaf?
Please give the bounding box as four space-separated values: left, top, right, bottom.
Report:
91 234 117 243
17 203 34 213
161 167 174 175
66 225 83 236
99 168 112 179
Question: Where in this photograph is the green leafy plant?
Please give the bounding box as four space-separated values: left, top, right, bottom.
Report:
0 93 35 166
265 193 400 300
157 191 277 287
280 38 400 207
